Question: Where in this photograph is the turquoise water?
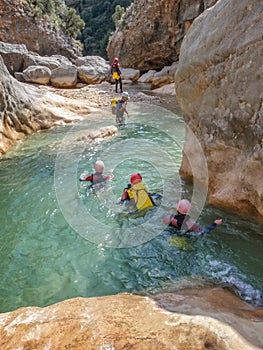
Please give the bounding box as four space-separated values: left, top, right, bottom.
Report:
0 102 262 312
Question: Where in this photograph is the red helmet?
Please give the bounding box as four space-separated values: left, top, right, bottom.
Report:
177 199 191 215
130 173 142 184
114 57 119 62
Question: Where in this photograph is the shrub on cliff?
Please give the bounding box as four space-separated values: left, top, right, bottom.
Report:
26 0 85 39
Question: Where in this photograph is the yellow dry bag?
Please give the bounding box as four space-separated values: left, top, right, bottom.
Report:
127 183 154 211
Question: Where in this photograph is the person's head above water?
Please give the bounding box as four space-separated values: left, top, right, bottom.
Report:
177 199 191 215
130 173 142 185
121 91 129 100
94 160 105 173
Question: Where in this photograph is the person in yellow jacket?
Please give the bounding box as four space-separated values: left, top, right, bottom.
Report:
110 57 123 93
120 173 155 212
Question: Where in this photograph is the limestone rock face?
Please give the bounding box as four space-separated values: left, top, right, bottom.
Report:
50 65 78 88
0 293 261 350
23 53 73 71
0 42 74 75
175 0 263 222
22 65 51 85
107 0 218 71
76 55 111 84
0 0 81 61
0 42 28 74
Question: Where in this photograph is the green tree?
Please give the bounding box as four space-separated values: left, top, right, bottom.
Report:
26 0 84 40
112 5 125 29
76 0 132 58
61 7 85 38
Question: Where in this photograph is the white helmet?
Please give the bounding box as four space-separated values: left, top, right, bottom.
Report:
122 91 129 99
94 160 105 172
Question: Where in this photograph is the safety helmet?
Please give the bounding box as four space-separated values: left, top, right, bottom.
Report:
94 160 105 172
130 173 142 184
177 199 191 215
122 91 129 100
114 57 119 62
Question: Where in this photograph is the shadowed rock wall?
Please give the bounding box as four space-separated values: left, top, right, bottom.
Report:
107 0 218 71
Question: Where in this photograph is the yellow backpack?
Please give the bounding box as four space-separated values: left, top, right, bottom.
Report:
127 183 155 211
111 98 119 115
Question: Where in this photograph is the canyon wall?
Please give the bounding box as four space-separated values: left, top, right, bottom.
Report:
175 0 263 222
107 0 218 71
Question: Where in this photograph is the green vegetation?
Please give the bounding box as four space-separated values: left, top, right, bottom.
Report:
26 0 133 58
26 0 85 39
76 0 132 58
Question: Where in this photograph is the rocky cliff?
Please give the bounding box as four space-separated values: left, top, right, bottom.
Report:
0 0 81 60
175 0 263 222
107 0 218 71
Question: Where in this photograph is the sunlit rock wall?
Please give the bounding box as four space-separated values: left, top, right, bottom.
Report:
175 0 263 222
0 293 261 350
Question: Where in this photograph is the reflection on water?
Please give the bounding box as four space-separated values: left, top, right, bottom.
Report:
0 102 262 313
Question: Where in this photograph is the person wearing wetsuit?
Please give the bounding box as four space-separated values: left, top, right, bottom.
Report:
79 160 113 185
163 199 222 235
116 91 129 126
110 57 123 93
120 173 155 212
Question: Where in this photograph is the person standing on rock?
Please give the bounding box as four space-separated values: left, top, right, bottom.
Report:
116 91 129 126
110 57 123 93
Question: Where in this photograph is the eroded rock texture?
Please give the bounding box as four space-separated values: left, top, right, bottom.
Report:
175 0 263 222
107 0 218 71
0 57 93 155
0 293 261 350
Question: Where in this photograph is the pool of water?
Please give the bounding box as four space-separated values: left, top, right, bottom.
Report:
0 102 262 312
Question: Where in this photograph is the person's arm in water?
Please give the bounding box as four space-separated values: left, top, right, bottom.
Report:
163 215 222 234
200 219 222 234
120 184 131 201
186 218 222 234
79 174 92 182
119 101 129 115
163 214 176 225
122 102 129 116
